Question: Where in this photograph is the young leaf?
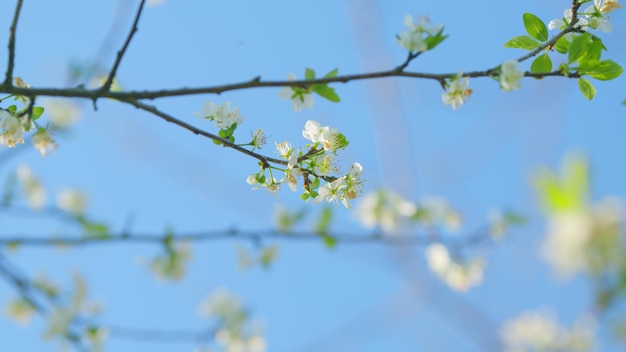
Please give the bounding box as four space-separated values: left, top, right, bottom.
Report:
31 107 44 120
568 33 590 64
553 37 570 54
312 84 340 102
523 13 548 42
424 29 448 50
578 60 623 81
578 78 596 100
504 36 542 50
530 54 553 74
324 68 339 78
305 68 316 80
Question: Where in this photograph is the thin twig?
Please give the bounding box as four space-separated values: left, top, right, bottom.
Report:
4 0 24 86
1 66 578 102
101 0 146 92
0 253 46 313
124 99 280 168
0 226 504 249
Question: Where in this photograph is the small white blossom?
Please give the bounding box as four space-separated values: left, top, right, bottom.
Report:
442 73 471 110
499 60 524 92
397 14 441 52
275 141 298 168
4 298 36 325
278 74 314 112
344 162 364 200
281 168 299 192
0 110 25 148
425 243 484 292
542 197 623 278
311 154 336 176
196 101 244 130
247 174 280 194
32 130 58 156
355 188 417 232
302 120 324 143
500 311 595 352
42 99 81 128
302 120 347 152
16 165 46 209
57 189 88 215
251 129 267 148
314 178 349 208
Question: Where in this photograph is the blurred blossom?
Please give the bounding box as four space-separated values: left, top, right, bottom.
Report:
542 197 623 278
198 289 267 352
16 164 46 209
197 288 244 321
42 98 81 128
355 188 417 232
4 298 36 325
57 188 88 215
500 311 595 352
32 129 58 156
418 196 462 232
425 243 484 292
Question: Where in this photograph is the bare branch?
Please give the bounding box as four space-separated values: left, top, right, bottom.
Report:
101 0 147 92
4 0 24 86
0 226 503 249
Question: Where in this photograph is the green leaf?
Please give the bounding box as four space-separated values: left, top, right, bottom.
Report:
324 68 339 78
622 99 626 105
578 59 623 81
259 245 279 268
530 54 552 74
553 37 570 54
503 35 542 50
312 84 340 102
31 106 44 120
534 155 589 214
523 13 548 42
424 28 448 50
584 36 604 61
568 33 590 64
78 218 110 239
7 105 16 114
305 68 316 80
578 78 596 100
321 234 337 248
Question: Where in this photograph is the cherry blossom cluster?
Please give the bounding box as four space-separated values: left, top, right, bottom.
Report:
195 99 363 208
0 78 81 157
249 120 363 209
549 0 622 33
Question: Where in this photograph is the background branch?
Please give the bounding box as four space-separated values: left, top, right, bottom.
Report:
4 0 24 86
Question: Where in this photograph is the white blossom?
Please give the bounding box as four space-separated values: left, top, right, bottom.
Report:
0 110 25 148
32 130 58 156
499 60 524 92
442 73 471 110
196 101 244 130
57 189 88 215
278 74 314 112
500 311 595 352
16 165 46 209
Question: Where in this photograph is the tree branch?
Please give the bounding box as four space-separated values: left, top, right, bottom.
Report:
4 0 24 86
100 0 146 92
0 226 503 249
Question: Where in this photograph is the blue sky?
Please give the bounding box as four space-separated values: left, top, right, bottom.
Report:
1 0 625 351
